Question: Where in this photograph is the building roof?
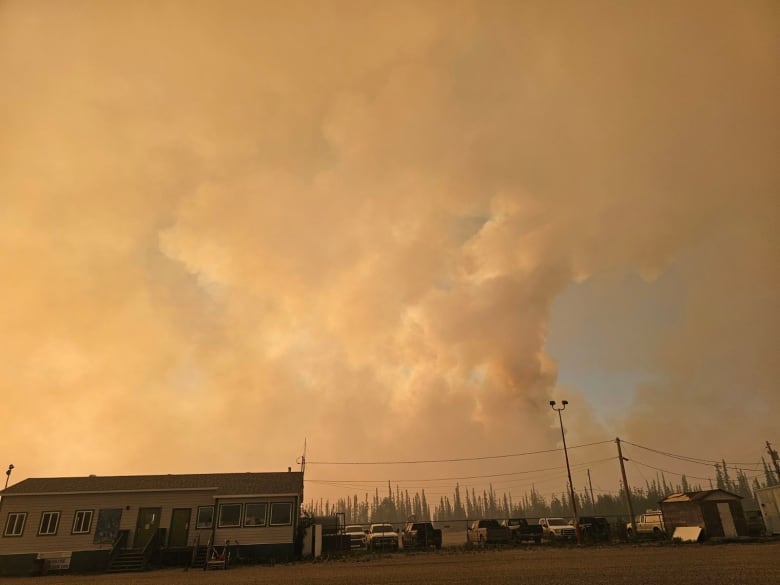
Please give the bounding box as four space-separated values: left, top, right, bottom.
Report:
661 489 742 504
1 472 304 497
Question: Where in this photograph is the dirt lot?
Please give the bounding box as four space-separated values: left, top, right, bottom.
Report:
1 542 777 585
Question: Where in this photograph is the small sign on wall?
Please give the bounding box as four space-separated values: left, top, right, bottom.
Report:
37 551 72 570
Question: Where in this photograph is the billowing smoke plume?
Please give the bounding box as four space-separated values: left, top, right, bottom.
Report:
0 1 776 498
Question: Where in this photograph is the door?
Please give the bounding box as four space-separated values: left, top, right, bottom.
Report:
169 508 191 548
717 502 737 537
134 507 162 549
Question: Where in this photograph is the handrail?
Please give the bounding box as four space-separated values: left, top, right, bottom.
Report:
107 530 129 567
141 528 163 568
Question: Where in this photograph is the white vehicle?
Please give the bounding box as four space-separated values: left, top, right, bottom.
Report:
538 517 576 540
366 523 399 550
627 510 665 538
344 524 367 548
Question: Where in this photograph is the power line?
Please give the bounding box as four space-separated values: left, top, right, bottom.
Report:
305 457 615 486
627 457 717 483
621 440 762 468
305 439 614 465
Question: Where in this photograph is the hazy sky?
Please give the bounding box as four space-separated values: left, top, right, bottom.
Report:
1 0 777 504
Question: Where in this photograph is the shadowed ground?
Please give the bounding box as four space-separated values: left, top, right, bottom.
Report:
0 541 777 584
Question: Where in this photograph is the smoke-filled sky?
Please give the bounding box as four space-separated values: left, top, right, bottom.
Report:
1 0 777 504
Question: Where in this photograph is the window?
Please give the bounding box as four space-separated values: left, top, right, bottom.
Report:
218 503 242 527
38 511 60 535
196 506 214 529
244 503 267 527
72 510 93 534
270 502 292 526
4 512 26 537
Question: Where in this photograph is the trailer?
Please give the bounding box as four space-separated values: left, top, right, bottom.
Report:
756 485 780 535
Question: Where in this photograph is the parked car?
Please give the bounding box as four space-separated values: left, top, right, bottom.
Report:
500 518 543 544
578 516 611 541
626 510 665 538
344 524 367 548
401 521 442 549
538 517 576 540
466 519 511 544
367 523 399 550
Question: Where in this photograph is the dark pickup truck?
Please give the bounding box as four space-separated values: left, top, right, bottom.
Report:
501 518 543 544
467 519 511 544
401 521 442 549
579 516 611 542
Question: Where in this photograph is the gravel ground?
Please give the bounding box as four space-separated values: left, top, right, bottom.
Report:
1 541 777 585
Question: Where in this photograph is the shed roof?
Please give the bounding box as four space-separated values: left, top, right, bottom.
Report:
1 472 303 497
661 489 742 504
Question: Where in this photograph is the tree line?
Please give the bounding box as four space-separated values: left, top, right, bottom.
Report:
304 458 778 524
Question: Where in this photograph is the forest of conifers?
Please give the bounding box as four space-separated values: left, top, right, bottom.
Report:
304 460 778 524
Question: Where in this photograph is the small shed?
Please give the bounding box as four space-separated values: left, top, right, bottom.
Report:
660 489 747 538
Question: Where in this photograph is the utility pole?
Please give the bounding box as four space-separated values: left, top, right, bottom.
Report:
550 400 582 544
767 441 780 482
587 468 596 514
298 438 307 475
616 438 636 536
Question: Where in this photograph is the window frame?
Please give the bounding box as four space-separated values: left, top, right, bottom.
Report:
4 512 27 537
269 502 292 526
72 510 94 534
243 503 268 527
196 506 214 529
38 511 61 536
217 503 242 528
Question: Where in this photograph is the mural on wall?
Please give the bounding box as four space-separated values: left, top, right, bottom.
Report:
93 509 122 544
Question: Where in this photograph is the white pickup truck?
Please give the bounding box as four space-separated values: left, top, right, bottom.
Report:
627 510 665 538
538 517 576 540
366 523 399 550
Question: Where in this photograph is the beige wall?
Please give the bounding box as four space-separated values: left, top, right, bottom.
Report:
212 496 297 546
0 490 297 555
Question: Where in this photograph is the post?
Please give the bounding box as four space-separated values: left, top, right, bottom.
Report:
767 441 780 482
587 468 596 514
616 438 637 536
550 400 581 544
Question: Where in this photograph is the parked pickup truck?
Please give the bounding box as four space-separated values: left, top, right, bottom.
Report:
578 516 611 541
538 517 576 540
500 518 543 544
626 510 665 538
401 521 442 549
344 524 367 549
466 519 511 544
366 523 399 550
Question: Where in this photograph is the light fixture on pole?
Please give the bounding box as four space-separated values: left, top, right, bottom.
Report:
550 400 582 544
4 464 13 490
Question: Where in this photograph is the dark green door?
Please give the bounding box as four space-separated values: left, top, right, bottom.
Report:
134 507 161 549
169 508 191 547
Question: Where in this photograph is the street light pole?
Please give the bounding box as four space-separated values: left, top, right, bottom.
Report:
550 400 582 544
4 464 13 490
